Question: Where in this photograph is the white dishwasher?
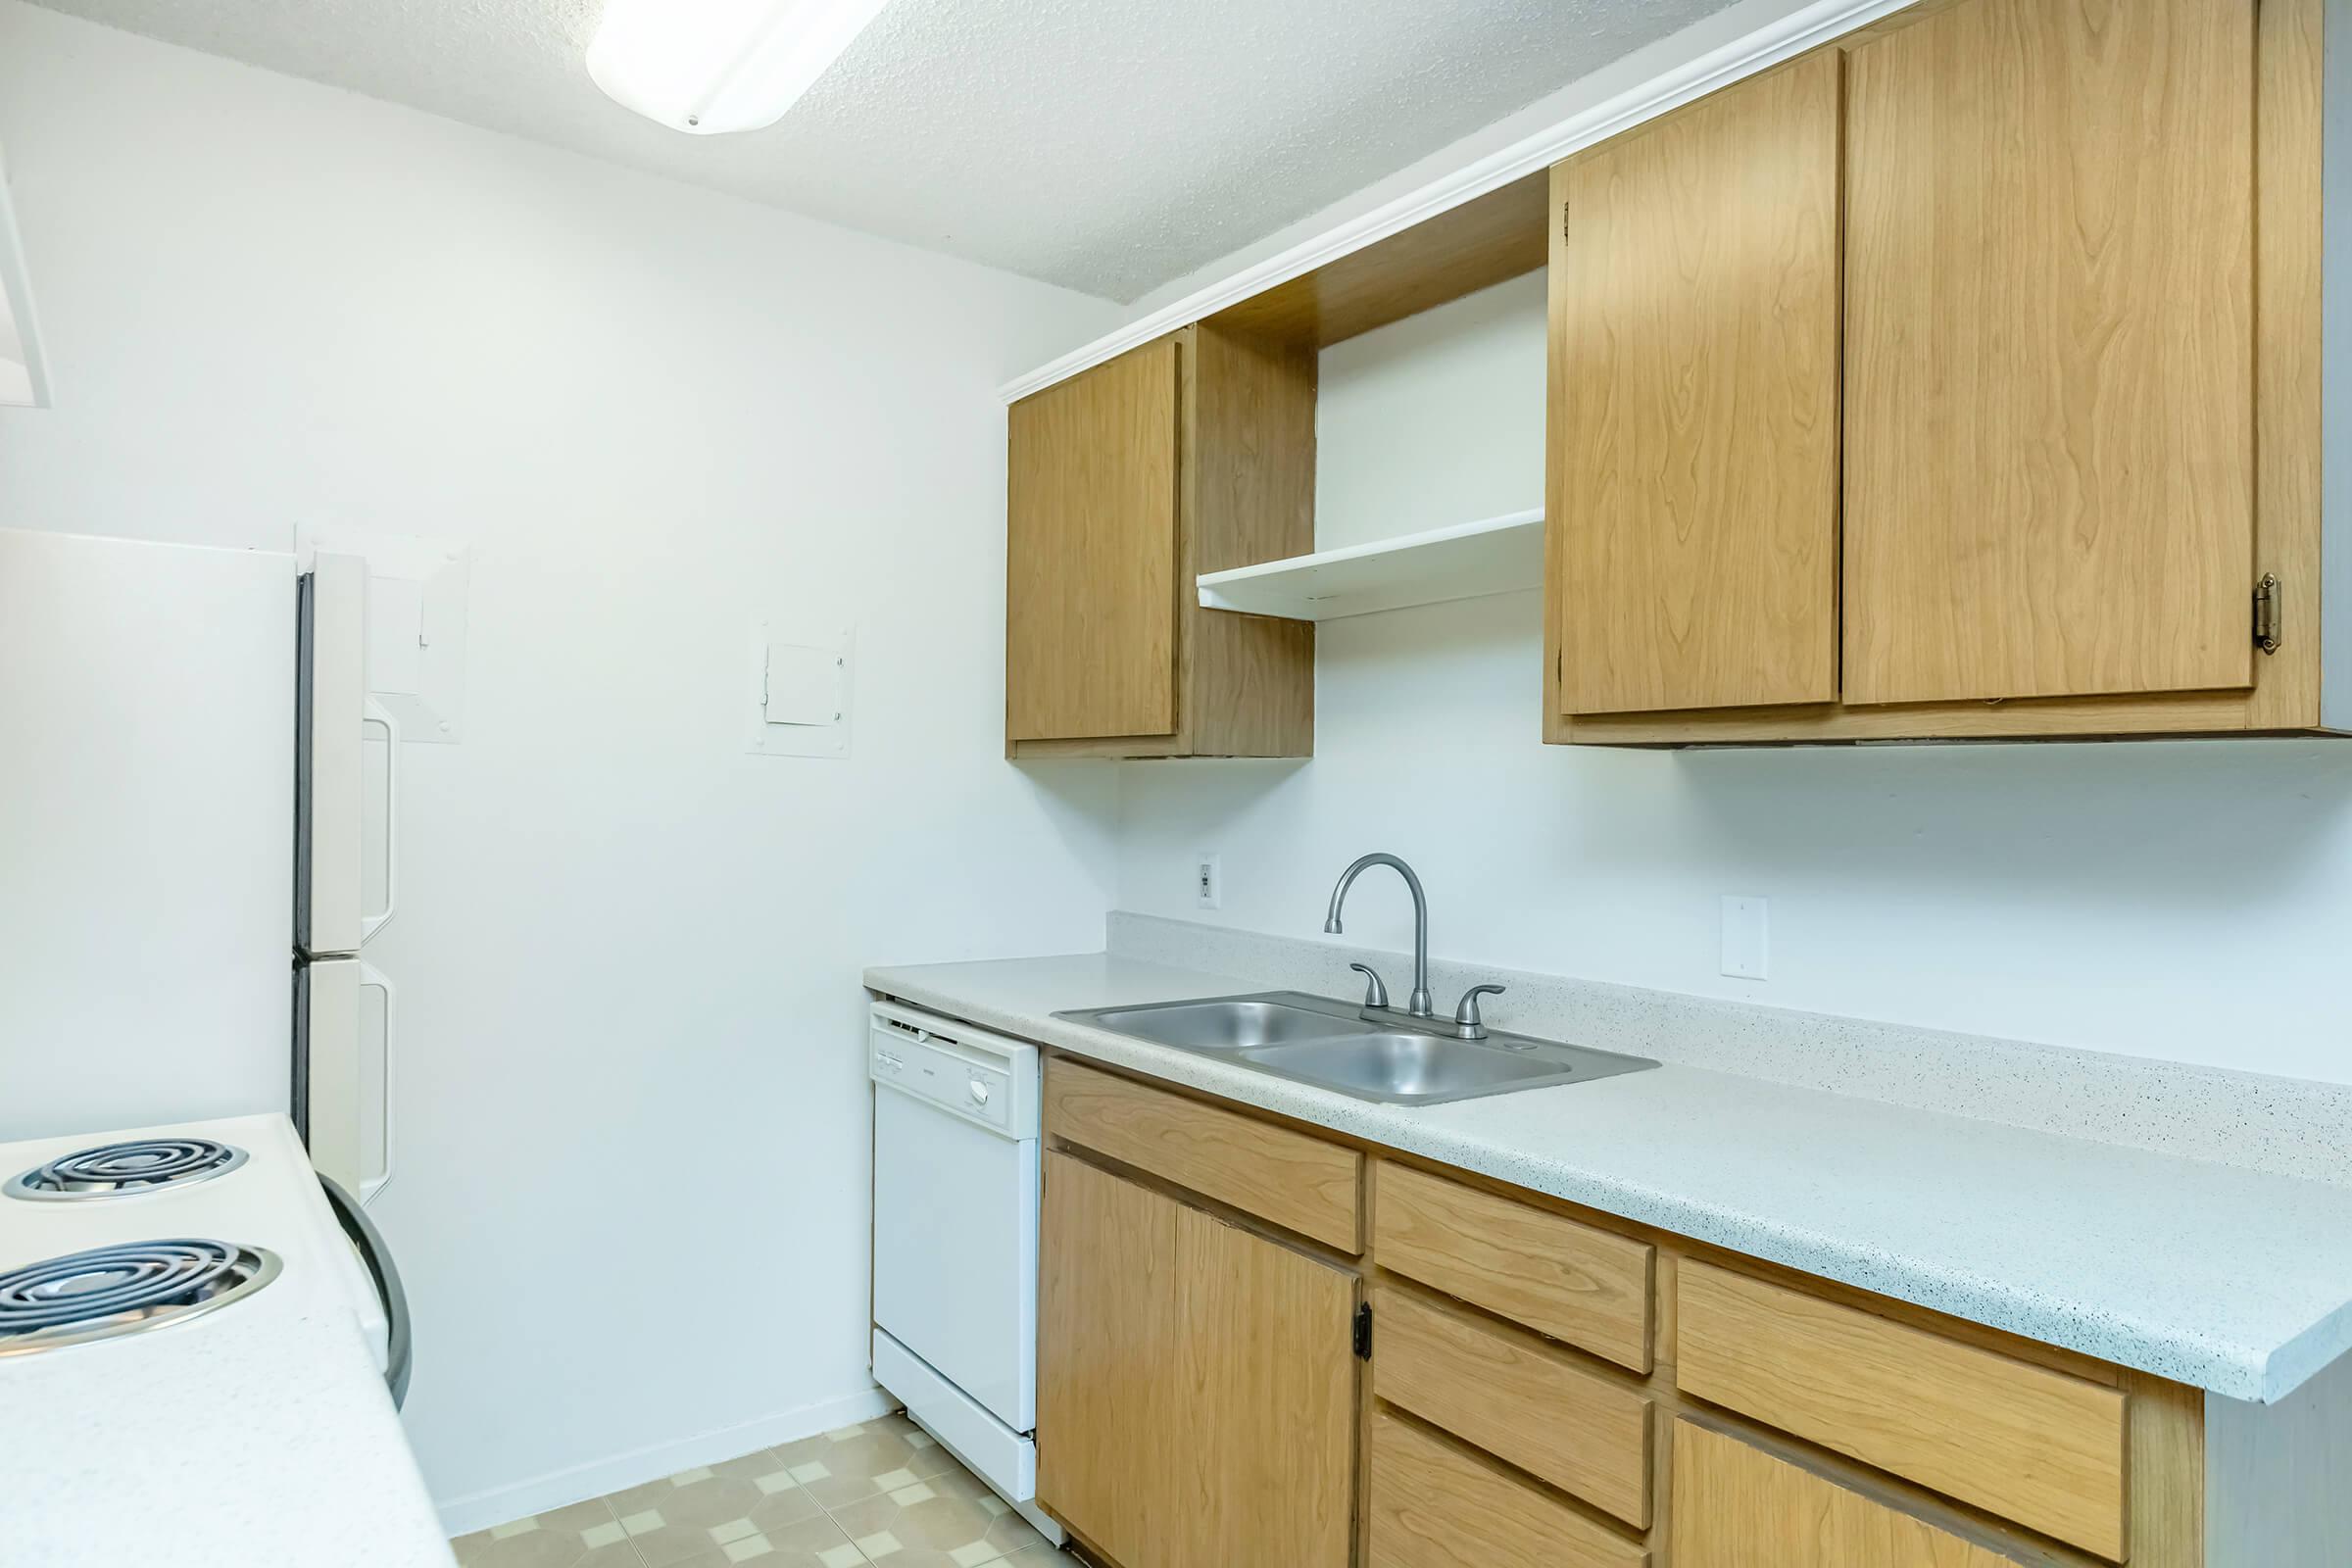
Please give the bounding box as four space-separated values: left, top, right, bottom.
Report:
867 1000 1059 1544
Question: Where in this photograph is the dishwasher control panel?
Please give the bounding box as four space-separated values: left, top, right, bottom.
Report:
868 1001 1039 1138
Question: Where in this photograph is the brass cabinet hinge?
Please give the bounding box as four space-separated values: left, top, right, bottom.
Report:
2254 573 2282 655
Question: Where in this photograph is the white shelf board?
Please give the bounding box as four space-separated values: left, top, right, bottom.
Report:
1198 509 1543 622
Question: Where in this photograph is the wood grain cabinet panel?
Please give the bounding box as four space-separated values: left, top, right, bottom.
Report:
1038 1150 1355 1568
1171 1193 1357 1568
1840 0 2257 707
1672 1420 2030 1568
1046 1058 1361 1251
1371 1285 1651 1527
1370 1411 1648 1568
1004 325 1315 759
1553 49 1843 714
1373 1161 1651 1371
1005 342 1180 742
1677 1262 2129 1558
1038 1150 1177 1567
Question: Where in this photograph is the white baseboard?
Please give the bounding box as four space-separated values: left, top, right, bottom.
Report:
433 1385 900 1540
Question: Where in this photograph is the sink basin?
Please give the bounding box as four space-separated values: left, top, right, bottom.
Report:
1079 996 1378 1052
1057 991 1655 1105
1240 1034 1590 1102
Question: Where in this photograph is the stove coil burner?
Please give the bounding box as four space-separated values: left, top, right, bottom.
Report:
3 1138 248 1201
0 1240 280 1353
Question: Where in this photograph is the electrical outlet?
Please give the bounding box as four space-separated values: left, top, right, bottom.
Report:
1721 895 1769 980
1194 853 1222 910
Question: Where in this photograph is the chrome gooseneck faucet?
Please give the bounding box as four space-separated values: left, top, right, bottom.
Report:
1324 853 1433 1018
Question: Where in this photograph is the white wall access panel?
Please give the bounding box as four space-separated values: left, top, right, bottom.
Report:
746 619 852 759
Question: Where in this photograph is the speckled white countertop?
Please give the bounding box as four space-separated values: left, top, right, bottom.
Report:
0 1290 453 1566
867 950 2352 1405
0 1113 453 1567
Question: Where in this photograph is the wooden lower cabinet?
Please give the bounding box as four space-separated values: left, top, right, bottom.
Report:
1374 1159 1652 1372
1672 1420 2024 1567
1369 1410 1647 1568
1034 1065 2226 1568
1046 1057 1362 1251
1037 1150 1357 1568
1370 1284 1651 1529
1676 1261 2128 1557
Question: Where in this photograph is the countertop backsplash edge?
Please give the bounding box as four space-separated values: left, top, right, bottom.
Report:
1103 910 2352 1187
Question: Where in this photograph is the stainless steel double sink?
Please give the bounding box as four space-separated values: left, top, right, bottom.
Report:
1054 991 1655 1106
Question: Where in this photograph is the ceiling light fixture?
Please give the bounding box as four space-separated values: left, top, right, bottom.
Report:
587 0 895 136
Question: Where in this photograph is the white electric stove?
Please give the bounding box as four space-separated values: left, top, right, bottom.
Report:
0 1112 449 1567
0 1113 385 1359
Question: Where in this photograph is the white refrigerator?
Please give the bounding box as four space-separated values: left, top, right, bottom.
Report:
0 527 394 1202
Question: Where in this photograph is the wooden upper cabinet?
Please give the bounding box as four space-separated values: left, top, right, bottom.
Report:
1840 0 2257 707
1006 342 1181 743
1552 51 1842 715
1545 0 2320 746
1005 325 1316 759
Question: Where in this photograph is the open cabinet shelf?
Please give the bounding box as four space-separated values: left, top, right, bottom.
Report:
1197 508 1543 622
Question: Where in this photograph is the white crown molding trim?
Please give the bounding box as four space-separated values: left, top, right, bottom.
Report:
998 0 1918 405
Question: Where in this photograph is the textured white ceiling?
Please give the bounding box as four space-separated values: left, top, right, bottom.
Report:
24 0 1735 301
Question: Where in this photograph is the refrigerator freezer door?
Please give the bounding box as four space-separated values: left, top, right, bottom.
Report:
302 956 393 1202
298 553 368 957
0 529 295 1140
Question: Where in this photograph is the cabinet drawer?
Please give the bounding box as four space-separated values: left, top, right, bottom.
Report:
1676 1262 2129 1559
1045 1057 1361 1251
1672 1419 2027 1568
1373 1161 1651 1370
1372 1285 1649 1527
1369 1410 1647 1568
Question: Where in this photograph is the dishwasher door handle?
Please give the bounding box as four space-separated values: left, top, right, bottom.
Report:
319 1173 413 1410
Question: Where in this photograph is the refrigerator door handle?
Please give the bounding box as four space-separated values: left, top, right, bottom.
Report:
360 699 399 944
359 962 396 1203
319 1172 412 1410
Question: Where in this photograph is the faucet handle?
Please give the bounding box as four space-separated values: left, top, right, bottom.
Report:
1452 984 1506 1038
1348 962 1391 1011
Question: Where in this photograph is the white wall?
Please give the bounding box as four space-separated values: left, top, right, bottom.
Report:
1314 272 1545 548
0 0 1123 1523
1116 278 2352 1088
1124 0 1838 318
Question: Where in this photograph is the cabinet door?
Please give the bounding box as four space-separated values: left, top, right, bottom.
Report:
1842 0 2255 706
1006 341 1181 742
1172 1198 1357 1568
1553 51 1842 714
1038 1151 1178 1567
1038 1151 1357 1568
1672 1421 2021 1568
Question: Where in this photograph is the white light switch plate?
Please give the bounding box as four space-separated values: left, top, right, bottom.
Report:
1721 895 1769 980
